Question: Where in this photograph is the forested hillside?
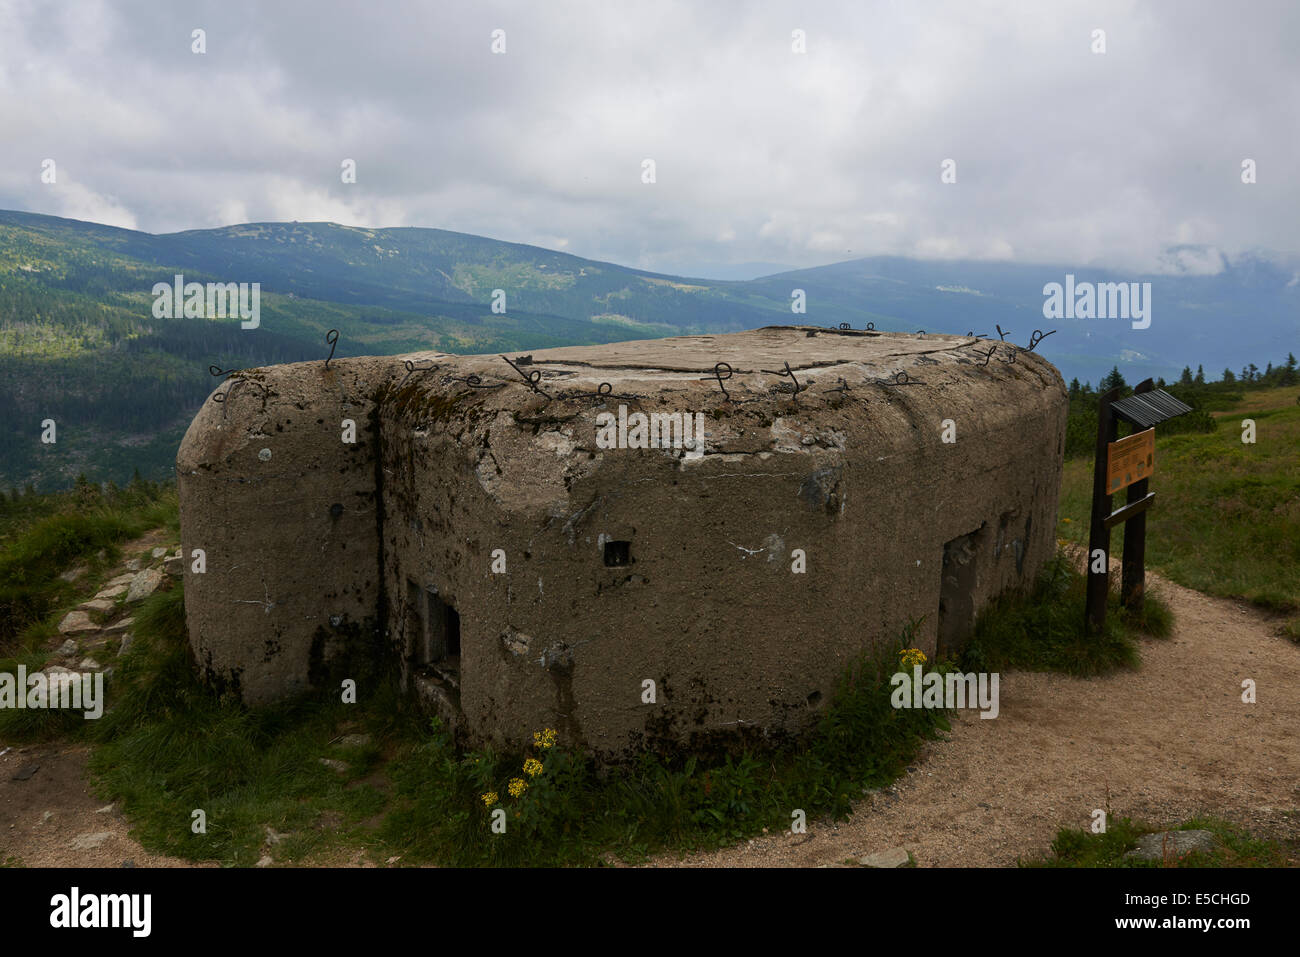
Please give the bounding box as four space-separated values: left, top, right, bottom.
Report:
2 209 1296 491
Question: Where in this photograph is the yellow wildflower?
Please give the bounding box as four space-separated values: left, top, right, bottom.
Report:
523 757 544 777
508 777 527 798
533 728 558 750
899 648 928 669
480 791 498 807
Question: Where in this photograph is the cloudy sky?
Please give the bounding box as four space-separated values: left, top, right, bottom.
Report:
1 0 1296 276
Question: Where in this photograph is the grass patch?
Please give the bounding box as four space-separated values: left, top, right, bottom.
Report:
381 628 951 867
959 550 1172 677
1058 384 1300 635
84 589 952 867
1024 815 1294 867
88 588 391 866
0 478 176 646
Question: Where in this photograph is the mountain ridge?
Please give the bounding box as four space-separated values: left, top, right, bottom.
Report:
1 208 1295 490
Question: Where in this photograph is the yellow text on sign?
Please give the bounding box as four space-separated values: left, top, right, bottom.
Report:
1107 427 1155 493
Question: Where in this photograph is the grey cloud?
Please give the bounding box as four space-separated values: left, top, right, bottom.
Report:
0 0 1295 274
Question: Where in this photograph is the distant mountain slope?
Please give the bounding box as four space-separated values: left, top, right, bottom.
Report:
752 254 1300 388
0 208 1295 490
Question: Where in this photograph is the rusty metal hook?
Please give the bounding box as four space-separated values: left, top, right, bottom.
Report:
443 372 505 390
760 360 804 396
700 361 734 401
1026 329 1056 351
324 329 339 370
872 371 924 387
211 376 268 418
501 355 551 397
396 358 439 389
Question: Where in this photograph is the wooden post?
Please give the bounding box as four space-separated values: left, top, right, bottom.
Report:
1085 387 1121 635
1121 476 1148 609
1120 379 1155 611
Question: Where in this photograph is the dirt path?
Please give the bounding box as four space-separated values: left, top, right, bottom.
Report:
4 570 1296 868
0 744 204 867
654 572 1300 867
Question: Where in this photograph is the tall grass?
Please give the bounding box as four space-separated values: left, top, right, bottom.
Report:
1058 384 1300 635
0 480 177 645
960 550 1171 677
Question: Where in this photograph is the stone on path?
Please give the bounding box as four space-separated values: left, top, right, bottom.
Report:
125 567 164 603
69 832 112 851
859 847 911 868
1124 830 1218 861
58 611 97 635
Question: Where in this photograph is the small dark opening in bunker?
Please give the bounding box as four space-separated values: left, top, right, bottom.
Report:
424 589 461 666
603 540 632 567
937 528 983 658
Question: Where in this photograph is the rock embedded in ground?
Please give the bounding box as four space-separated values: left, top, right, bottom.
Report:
57 611 98 635
69 832 112 851
105 573 136 588
124 567 164 603
1124 830 1218 861
117 635 133 656
94 584 128 600
124 559 141 572
78 598 116 615
859 847 911 868
337 733 372 748
57 638 78 657
151 547 167 559
318 758 348 773
163 556 184 577
104 618 134 635
78 657 102 671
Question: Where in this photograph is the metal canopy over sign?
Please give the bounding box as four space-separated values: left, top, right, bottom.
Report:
1109 389 1193 430
1107 427 1155 493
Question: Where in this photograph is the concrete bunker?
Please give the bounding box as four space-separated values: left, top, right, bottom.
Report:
177 326 1068 762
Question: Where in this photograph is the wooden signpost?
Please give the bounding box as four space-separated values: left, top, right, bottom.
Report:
1085 379 1192 634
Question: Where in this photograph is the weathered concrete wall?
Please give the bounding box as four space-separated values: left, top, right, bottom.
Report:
178 326 1066 758
177 359 389 704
